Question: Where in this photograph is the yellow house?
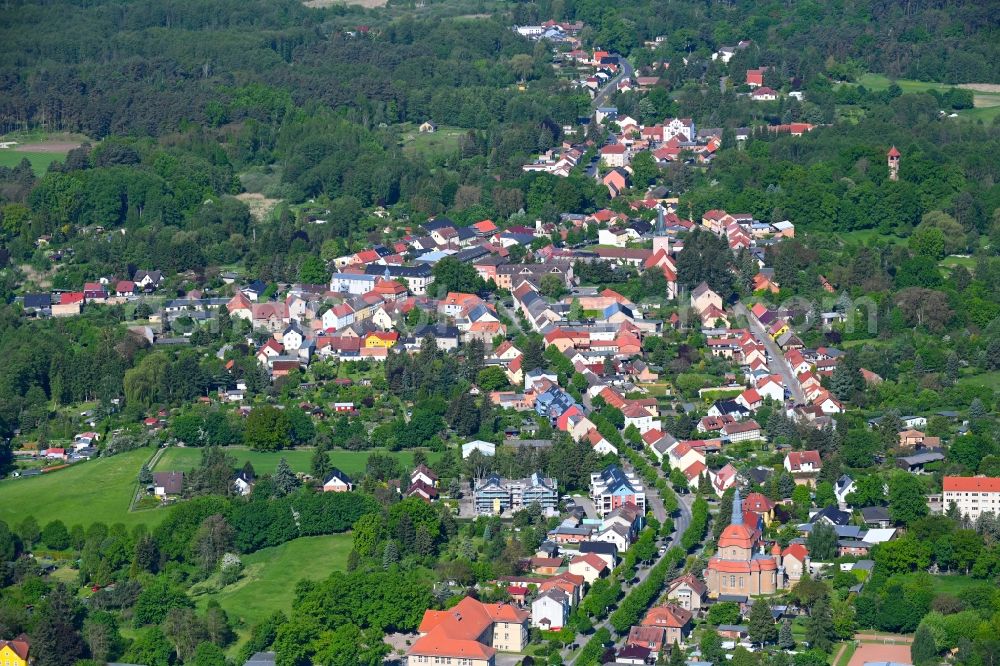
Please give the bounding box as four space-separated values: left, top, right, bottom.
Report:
0 635 31 666
769 322 789 340
364 331 398 349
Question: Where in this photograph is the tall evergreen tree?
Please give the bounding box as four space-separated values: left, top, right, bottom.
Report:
747 598 777 646
310 448 331 480
778 618 795 649
805 595 836 652
272 458 300 497
30 584 86 666
382 541 399 569
910 625 937 666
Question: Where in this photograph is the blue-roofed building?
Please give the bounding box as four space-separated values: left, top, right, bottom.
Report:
535 387 577 421
602 302 634 322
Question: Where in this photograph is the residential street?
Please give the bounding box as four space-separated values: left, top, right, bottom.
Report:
562 459 695 664
591 56 634 111
733 301 806 403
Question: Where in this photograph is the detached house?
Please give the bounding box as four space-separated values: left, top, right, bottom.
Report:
784 450 822 485
322 468 353 492
665 574 707 612
640 603 693 647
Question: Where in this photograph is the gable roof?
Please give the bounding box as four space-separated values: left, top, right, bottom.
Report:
0 634 30 661
323 467 352 486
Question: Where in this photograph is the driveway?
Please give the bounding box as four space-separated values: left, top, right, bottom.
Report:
733 301 805 403
572 494 598 520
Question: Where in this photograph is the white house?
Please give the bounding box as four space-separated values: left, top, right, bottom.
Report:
568 553 609 584
330 273 378 295
322 468 353 492
593 524 630 553
834 475 855 508
232 470 255 496
531 589 570 630
322 304 355 331
755 376 785 402
623 405 659 434
282 323 304 352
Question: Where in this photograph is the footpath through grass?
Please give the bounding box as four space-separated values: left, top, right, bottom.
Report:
0 448 167 529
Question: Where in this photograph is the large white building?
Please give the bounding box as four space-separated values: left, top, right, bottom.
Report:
942 476 1000 520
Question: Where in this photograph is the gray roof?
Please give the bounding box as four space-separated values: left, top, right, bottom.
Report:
244 652 277 666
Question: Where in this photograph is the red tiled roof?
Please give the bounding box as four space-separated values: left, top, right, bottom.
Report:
0 634 30 660
641 603 692 628
943 476 1000 493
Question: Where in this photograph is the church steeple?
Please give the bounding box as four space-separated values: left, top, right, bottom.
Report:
731 487 743 526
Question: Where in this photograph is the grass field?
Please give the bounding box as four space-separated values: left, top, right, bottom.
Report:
191 534 352 647
0 448 169 530
0 150 67 174
831 229 908 246
956 370 1000 393
854 74 1000 121
399 124 466 160
153 446 440 477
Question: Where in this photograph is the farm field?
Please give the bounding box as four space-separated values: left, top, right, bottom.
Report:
191 534 353 650
0 448 168 530
153 445 441 477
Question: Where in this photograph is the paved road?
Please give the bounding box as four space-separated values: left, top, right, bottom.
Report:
733 301 805 404
592 55 634 110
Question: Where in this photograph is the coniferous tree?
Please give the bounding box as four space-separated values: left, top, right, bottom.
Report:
910 625 937 666
667 641 685 666
714 488 734 540
805 595 836 652
272 458 300 497
748 598 777 646
30 584 86 666
778 618 795 649
310 448 331 480
382 541 399 569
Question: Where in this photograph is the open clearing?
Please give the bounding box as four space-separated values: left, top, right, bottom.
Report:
854 74 1000 120
0 448 169 530
0 149 67 175
192 534 352 647
235 192 282 223
153 446 440 477
0 133 84 174
399 124 466 160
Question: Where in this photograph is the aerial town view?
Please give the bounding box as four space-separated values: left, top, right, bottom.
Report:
0 1 999 666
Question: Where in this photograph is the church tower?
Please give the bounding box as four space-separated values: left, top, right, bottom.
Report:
887 146 900 181
652 206 670 255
